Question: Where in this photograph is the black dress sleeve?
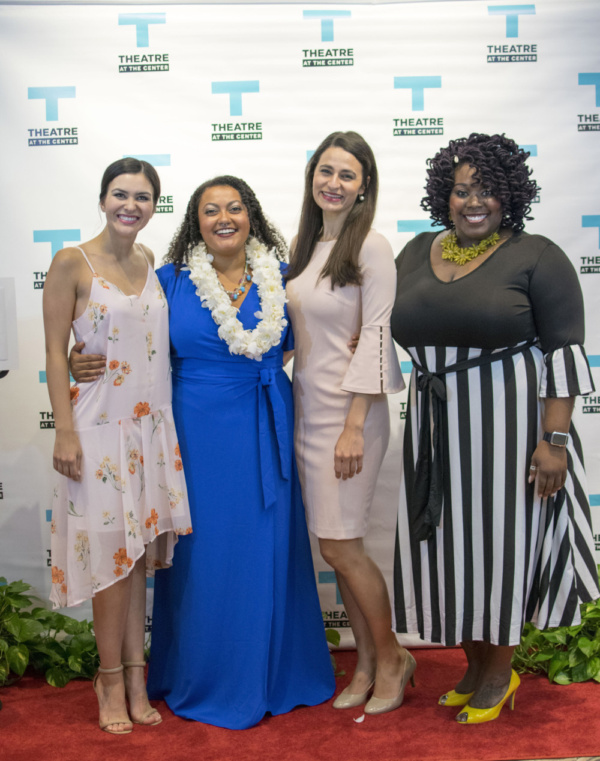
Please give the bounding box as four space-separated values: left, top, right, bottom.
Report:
528 240 594 397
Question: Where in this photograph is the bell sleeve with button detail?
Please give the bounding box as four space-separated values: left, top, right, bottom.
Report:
340 231 405 395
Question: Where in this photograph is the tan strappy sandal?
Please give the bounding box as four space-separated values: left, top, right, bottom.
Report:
92 665 133 735
122 661 162 726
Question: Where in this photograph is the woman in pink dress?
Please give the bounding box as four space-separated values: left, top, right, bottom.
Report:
286 131 413 715
43 158 191 735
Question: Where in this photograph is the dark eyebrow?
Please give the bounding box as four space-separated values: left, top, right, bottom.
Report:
111 187 150 195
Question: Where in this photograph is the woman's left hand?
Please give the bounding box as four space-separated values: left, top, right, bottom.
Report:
528 440 568 498
334 425 364 480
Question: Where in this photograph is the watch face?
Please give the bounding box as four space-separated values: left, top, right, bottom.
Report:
547 432 569 446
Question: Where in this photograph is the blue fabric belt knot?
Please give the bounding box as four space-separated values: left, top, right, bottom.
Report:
410 341 536 542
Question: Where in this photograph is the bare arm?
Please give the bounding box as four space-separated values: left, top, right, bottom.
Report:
43 250 83 480
334 393 373 480
528 397 574 498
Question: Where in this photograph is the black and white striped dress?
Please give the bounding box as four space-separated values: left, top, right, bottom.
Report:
391 232 598 646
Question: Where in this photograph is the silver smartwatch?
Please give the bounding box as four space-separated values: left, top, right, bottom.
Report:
542 431 569 447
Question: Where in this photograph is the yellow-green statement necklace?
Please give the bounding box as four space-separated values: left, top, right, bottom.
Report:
441 231 500 266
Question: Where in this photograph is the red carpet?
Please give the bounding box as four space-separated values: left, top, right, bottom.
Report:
2 648 599 761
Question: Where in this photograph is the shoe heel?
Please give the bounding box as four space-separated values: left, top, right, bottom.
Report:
410 675 416 688
509 690 517 710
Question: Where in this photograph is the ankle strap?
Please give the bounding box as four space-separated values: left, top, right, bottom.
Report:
122 661 146 668
98 665 124 674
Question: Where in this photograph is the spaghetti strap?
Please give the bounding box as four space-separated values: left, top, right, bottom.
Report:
74 246 95 274
136 243 150 265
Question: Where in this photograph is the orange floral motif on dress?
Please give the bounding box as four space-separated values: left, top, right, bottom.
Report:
103 360 131 387
145 508 159 529
51 566 64 584
174 444 183 471
134 402 151 417
113 547 134 576
70 386 80 405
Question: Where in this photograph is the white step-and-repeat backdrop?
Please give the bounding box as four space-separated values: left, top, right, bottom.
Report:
1 0 599 644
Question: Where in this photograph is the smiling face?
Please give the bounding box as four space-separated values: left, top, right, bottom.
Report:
312 146 366 219
197 185 251 259
449 164 503 247
100 173 155 234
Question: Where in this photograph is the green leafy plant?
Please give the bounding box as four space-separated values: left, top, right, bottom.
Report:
0 577 99 689
513 575 600 685
324 625 346 676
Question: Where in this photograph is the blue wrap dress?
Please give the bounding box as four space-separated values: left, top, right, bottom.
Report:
147 262 334 729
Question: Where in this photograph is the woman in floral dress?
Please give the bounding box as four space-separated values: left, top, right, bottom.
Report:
43 158 191 735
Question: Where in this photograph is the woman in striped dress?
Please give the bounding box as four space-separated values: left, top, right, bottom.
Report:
391 133 599 724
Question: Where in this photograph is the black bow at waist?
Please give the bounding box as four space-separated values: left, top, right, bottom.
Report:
409 341 537 542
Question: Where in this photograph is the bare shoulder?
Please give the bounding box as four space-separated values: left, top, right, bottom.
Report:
138 242 155 267
48 246 87 278
43 247 86 309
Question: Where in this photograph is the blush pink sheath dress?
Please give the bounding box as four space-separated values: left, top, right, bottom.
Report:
286 230 404 539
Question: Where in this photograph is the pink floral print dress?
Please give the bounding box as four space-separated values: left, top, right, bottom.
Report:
50 247 191 608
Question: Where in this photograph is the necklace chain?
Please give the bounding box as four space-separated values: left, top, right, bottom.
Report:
441 231 500 266
218 259 252 301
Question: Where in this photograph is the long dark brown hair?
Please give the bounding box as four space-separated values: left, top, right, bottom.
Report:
286 131 378 288
164 175 288 271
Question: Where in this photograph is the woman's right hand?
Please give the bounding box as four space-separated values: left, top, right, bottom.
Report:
70 341 106 382
53 430 83 481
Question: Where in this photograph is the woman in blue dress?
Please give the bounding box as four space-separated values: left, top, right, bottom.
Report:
144 176 334 728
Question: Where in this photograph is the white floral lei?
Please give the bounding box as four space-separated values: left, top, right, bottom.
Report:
183 237 287 361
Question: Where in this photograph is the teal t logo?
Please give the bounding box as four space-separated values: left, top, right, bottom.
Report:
582 216 600 248
397 221 444 236
579 73 600 107
303 10 351 42
28 87 75 121
118 13 166 47
394 76 441 111
125 154 171 166
488 5 535 38
212 81 259 117
33 230 81 258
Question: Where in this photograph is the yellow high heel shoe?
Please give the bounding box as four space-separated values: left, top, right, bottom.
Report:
456 670 520 724
438 689 474 707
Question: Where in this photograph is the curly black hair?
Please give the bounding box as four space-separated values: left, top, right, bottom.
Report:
164 175 288 269
421 133 539 233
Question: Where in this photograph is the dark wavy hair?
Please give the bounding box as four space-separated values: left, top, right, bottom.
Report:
164 175 287 270
286 131 378 288
421 133 539 233
99 157 161 208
